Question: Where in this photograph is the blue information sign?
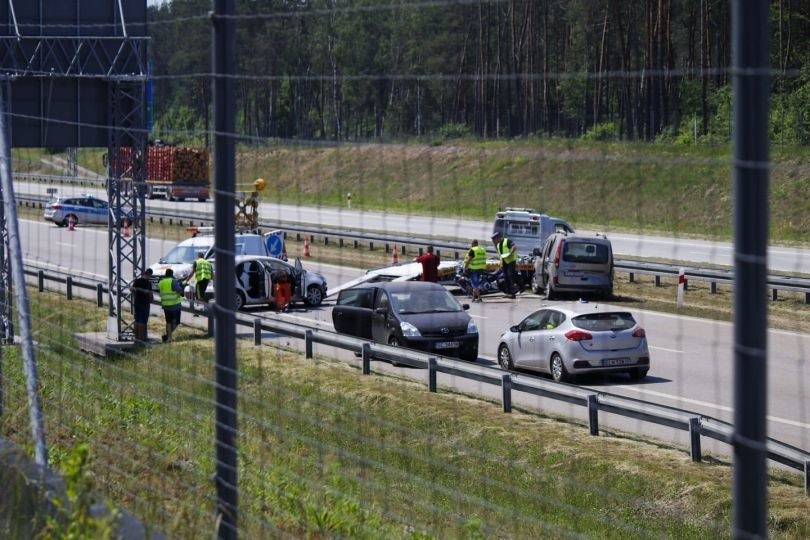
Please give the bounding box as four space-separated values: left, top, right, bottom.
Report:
266 232 283 257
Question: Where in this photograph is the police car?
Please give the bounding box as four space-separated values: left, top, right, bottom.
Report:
43 194 130 227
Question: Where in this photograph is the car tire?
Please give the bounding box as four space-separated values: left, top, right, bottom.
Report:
235 291 245 311
497 344 514 371
550 353 569 382
531 274 542 294
628 368 648 381
304 285 324 307
388 336 402 366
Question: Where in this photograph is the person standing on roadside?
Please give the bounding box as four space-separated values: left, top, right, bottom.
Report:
492 231 518 298
131 268 154 344
187 252 213 315
463 239 487 302
414 245 440 283
158 268 184 343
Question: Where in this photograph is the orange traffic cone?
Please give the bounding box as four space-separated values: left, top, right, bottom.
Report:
281 243 288 261
67 215 76 231
122 218 131 238
391 244 399 265
303 236 311 258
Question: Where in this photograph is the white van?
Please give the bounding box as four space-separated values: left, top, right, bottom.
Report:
491 208 574 256
148 229 277 291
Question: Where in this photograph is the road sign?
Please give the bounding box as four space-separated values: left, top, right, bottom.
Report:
265 230 284 257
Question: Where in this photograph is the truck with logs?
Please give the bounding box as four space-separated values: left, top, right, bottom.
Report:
109 143 210 202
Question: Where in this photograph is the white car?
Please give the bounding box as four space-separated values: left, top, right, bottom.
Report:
234 255 327 310
497 301 650 382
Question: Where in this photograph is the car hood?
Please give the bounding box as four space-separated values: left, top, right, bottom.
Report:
399 311 471 333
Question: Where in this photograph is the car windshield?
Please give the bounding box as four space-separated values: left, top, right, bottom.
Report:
391 290 462 314
572 312 636 332
160 245 209 264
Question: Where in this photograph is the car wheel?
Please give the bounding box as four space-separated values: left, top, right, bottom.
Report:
550 353 569 382
234 291 245 311
304 285 323 306
531 274 542 294
628 368 648 381
497 344 514 370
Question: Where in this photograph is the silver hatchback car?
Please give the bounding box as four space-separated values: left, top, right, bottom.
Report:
497 301 650 382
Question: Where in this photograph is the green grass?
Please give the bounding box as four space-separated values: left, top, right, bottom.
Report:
1 290 808 538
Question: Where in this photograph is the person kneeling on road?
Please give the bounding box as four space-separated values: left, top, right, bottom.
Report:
158 268 185 343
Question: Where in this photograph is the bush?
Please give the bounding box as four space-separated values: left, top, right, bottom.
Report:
581 122 617 141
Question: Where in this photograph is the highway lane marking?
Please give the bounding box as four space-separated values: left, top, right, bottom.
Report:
55 242 75 247
619 386 810 430
649 345 682 353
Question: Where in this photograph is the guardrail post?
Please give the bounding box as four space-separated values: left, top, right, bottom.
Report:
428 357 437 392
362 343 371 375
38 270 44 292
385 243 390 253
771 288 778 301
689 417 702 462
66 276 73 300
804 460 809 495
305 330 313 358
710 281 717 294
207 308 215 337
501 374 512 413
587 394 599 435
339 238 344 248
353 239 358 249
324 237 329 246
654 275 661 287
805 292 810 305
628 272 635 283
369 242 374 251
96 283 104 307
253 319 262 346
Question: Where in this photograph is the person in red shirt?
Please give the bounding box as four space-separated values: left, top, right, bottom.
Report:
414 245 440 282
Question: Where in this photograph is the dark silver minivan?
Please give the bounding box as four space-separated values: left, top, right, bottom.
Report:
532 233 614 299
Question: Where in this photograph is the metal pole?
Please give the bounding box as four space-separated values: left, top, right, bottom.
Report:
0 81 48 466
731 1 769 537
212 1 238 538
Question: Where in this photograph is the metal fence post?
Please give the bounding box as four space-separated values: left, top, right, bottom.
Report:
38 270 44 292
66 276 73 300
501 374 512 413
207 308 215 337
253 319 261 346
587 395 599 435
96 283 104 307
689 417 702 462
428 357 437 392
361 343 371 374
305 330 313 358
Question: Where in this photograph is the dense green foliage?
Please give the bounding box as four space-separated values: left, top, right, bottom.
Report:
148 1 810 144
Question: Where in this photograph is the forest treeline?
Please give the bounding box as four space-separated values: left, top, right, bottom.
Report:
148 0 810 145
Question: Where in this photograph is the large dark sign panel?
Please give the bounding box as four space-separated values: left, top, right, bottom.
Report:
0 1 147 147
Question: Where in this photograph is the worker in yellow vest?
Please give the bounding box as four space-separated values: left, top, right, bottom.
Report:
187 252 213 316
463 239 488 303
492 231 518 299
158 268 185 342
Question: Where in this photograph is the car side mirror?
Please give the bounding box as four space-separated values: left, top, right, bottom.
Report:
374 307 387 316
510 325 520 333
461 303 470 310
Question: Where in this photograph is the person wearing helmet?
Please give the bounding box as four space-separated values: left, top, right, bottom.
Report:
492 231 518 298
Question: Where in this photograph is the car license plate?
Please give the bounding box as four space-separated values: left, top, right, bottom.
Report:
602 357 632 366
565 271 583 277
435 341 459 350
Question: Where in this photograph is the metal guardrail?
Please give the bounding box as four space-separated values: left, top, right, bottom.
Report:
19 192 810 303
23 263 810 494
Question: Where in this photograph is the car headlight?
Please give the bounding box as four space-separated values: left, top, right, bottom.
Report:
400 321 421 337
467 319 479 334
175 268 191 280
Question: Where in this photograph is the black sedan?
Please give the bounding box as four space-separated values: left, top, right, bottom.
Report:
332 281 479 361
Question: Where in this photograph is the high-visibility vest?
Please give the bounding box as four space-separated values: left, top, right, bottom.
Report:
497 238 517 264
194 258 213 280
158 277 182 307
467 245 487 270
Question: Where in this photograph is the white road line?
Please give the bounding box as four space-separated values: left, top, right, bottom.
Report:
620 386 810 430
649 345 682 353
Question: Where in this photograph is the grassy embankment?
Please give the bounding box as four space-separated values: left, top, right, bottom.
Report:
1 290 808 538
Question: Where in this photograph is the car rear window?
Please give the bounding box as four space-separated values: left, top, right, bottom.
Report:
337 288 374 308
572 312 635 331
562 241 610 264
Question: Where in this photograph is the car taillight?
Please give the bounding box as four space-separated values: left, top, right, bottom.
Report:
564 329 592 341
632 327 646 338
553 240 563 267
51 204 61 209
